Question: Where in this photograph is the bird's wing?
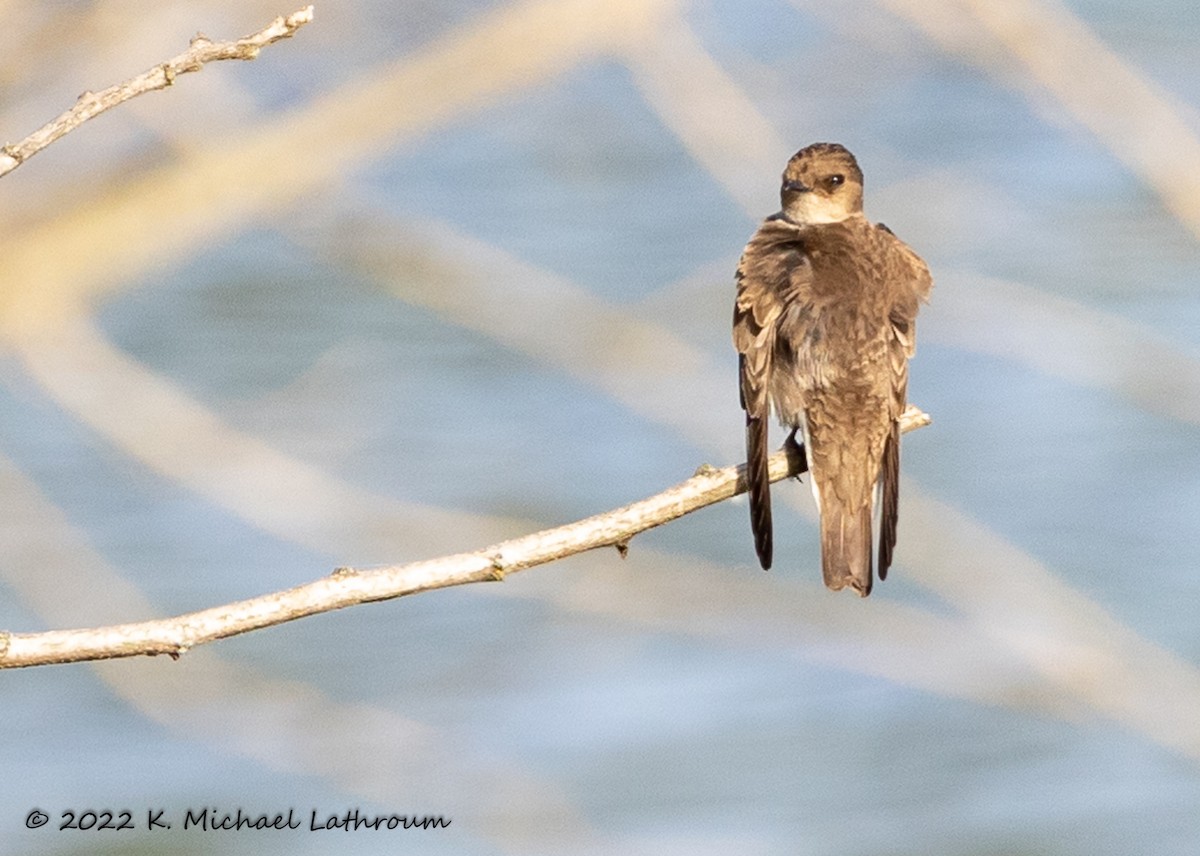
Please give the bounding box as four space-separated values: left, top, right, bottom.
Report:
875 224 932 578
876 222 933 310
733 216 810 570
877 225 931 412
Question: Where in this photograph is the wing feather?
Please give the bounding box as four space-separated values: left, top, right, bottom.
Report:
875 222 932 580
733 217 810 570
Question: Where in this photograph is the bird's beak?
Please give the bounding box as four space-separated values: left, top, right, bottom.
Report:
782 179 811 194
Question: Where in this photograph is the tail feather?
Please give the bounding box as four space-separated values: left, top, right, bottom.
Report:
746 415 773 569
820 501 874 596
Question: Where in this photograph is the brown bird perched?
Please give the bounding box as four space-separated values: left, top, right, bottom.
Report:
733 143 932 596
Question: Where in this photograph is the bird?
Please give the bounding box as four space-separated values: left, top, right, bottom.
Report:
732 142 932 596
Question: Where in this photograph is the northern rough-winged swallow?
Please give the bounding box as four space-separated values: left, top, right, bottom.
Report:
733 143 932 596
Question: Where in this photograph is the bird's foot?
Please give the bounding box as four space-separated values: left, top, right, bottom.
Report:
784 428 809 478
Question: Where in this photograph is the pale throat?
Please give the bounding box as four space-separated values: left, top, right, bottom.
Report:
784 195 858 225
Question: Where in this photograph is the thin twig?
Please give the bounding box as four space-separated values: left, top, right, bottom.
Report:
0 6 315 178
0 407 930 669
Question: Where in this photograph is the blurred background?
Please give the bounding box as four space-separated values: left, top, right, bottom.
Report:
2 0 1199 853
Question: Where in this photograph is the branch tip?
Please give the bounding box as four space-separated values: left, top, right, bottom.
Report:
0 6 315 180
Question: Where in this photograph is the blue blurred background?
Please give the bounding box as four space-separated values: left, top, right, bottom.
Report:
2 0 1199 853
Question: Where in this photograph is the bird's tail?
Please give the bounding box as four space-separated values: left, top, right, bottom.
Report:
820 500 874 597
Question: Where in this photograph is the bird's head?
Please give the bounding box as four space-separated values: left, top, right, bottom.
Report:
779 142 864 224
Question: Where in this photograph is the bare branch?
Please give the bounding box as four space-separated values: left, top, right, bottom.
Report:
0 406 929 669
0 6 315 178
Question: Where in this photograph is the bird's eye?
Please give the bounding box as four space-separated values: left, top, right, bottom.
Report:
826 174 845 189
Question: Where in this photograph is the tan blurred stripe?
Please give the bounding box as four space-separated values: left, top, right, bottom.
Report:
624 7 787 215
316 211 734 453
878 0 1200 240
904 493 1200 761
925 270 1200 427
6 308 522 561
0 0 677 332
